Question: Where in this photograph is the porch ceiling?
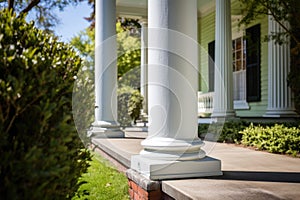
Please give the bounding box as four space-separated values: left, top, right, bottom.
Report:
116 0 215 19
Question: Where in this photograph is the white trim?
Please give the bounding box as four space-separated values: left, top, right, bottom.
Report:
234 100 250 110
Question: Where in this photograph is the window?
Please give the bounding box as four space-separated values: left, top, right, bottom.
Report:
232 37 246 72
206 24 261 104
232 37 246 101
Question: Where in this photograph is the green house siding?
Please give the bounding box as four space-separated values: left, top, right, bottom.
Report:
198 11 215 93
198 2 269 117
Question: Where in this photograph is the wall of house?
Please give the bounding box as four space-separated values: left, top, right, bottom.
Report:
198 11 215 93
198 0 269 117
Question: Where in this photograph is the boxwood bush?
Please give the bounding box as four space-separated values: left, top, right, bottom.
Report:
0 10 91 199
240 124 300 157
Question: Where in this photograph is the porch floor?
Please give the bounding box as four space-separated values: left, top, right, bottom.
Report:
92 131 300 200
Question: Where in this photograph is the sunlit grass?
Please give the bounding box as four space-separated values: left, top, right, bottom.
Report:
73 153 129 200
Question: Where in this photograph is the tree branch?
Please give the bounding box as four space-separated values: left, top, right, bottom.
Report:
8 0 14 11
260 1 300 46
5 91 45 135
20 0 40 14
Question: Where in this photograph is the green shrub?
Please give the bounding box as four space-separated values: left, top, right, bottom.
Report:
0 10 91 199
118 86 143 127
240 124 300 156
199 120 249 143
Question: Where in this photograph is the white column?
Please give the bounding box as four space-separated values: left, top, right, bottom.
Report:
264 16 298 117
88 0 124 138
140 20 148 118
131 0 222 180
211 0 236 118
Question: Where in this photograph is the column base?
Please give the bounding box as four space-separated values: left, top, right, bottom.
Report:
139 112 149 127
264 110 299 118
125 126 148 132
87 121 124 138
211 110 236 118
131 155 222 180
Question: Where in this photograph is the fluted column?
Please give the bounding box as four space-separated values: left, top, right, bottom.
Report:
131 0 222 180
264 16 298 117
88 0 124 138
211 0 236 118
140 20 148 118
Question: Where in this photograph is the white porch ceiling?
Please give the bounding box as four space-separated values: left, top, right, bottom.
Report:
116 0 215 19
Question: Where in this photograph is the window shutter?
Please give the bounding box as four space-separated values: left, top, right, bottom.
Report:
208 41 215 92
246 24 261 102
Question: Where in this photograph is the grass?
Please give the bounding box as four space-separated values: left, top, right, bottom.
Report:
73 152 129 200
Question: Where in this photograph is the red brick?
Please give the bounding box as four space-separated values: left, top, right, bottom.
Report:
129 188 134 200
127 178 163 200
134 191 141 200
137 185 149 199
131 181 139 192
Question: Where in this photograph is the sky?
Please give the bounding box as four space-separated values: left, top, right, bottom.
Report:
54 2 92 42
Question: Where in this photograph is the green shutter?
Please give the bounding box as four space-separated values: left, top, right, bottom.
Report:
208 41 215 92
246 24 261 102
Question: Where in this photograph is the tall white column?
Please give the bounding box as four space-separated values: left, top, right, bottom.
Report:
140 20 148 118
131 0 222 180
264 16 298 117
88 0 124 138
211 0 236 118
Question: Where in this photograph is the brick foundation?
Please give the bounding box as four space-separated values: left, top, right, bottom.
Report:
126 169 174 200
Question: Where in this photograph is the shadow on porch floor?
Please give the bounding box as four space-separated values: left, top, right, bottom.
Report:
91 131 300 200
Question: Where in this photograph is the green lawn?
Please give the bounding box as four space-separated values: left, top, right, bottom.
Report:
73 153 129 200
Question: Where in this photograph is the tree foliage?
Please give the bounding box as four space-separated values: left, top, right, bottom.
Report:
239 0 300 113
71 18 142 126
70 27 95 70
71 19 141 78
0 0 88 30
239 0 300 45
116 20 141 79
0 9 91 199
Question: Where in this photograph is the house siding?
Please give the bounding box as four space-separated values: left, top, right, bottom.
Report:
198 11 215 93
198 0 269 117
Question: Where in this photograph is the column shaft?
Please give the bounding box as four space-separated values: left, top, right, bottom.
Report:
88 0 123 138
212 0 235 118
143 0 203 159
265 16 297 117
131 0 222 180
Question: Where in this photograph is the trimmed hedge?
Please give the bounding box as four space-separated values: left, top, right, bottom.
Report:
198 120 249 143
0 10 91 199
199 120 300 145
240 124 300 156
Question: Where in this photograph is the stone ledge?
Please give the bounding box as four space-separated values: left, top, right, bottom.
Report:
131 155 222 180
91 138 132 168
126 169 161 191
